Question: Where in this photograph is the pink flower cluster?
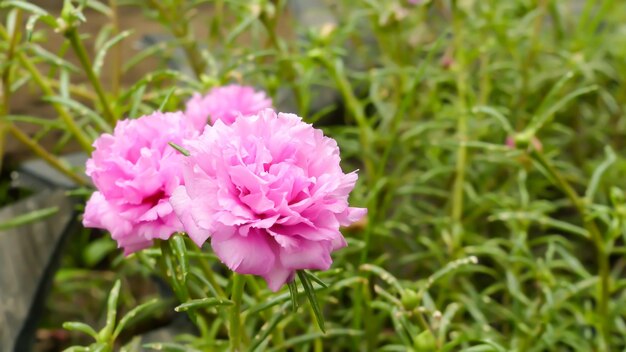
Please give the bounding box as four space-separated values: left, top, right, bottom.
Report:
83 84 366 290
83 111 195 254
185 84 272 129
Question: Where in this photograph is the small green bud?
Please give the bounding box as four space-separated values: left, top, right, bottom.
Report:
401 289 420 310
610 187 625 206
414 330 436 351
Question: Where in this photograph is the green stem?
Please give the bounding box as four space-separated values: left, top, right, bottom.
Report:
8 124 87 186
109 0 121 98
65 27 116 124
192 246 226 298
229 273 246 352
0 9 22 173
531 150 610 350
450 2 468 251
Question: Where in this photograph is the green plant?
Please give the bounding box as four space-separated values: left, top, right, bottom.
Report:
2 0 626 351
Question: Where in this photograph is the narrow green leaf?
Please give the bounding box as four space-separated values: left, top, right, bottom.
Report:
158 87 177 112
44 95 111 132
170 234 189 281
1 0 49 17
174 297 234 312
0 207 58 231
168 142 190 156
93 30 133 76
287 280 299 311
305 271 328 288
585 146 617 202
62 322 99 340
82 0 112 16
297 270 326 333
128 83 146 118
526 85 598 136
249 303 289 352
472 106 514 134
62 347 90 352
142 342 201 352
99 279 121 341
83 237 117 267
28 45 80 72
113 298 163 339
359 264 403 293
268 329 362 352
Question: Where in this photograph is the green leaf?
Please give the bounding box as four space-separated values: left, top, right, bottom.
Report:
359 264 403 293
1 0 49 17
168 142 190 156
472 106 514 134
98 279 121 341
143 342 201 352
113 298 163 339
0 207 58 231
44 95 111 133
249 303 289 352
93 30 133 76
158 87 177 112
28 45 80 72
170 234 189 281
174 297 234 312
525 84 598 136
62 322 99 340
287 280 299 311
83 237 117 267
62 347 91 352
297 270 326 333
305 271 328 288
268 329 362 351
585 146 617 202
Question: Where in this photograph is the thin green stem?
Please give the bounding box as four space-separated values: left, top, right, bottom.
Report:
229 273 246 352
7 124 87 186
17 49 94 151
65 27 116 124
191 246 226 298
0 9 22 173
109 0 121 98
531 150 609 350
451 2 468 251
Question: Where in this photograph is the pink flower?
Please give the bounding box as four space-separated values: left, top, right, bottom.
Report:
83 112 197 255
184 84 273 129
171 109 366 291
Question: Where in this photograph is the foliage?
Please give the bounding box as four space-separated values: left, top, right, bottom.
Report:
2 0 626 351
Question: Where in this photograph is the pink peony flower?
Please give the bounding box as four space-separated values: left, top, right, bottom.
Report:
171 109 366 291
184 84 273 129
83 112 197 255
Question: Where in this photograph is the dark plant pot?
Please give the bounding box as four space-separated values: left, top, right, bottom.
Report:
0 189 78 351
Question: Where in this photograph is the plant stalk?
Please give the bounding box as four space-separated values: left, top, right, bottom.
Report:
0 9 22 173
65 27 116 124
451 1 469 251
531 150 610 350
229 273 246 352
8 124 87 186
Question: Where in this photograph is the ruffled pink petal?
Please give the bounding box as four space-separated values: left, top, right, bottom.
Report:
170 186 211 247
211 229 275 276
